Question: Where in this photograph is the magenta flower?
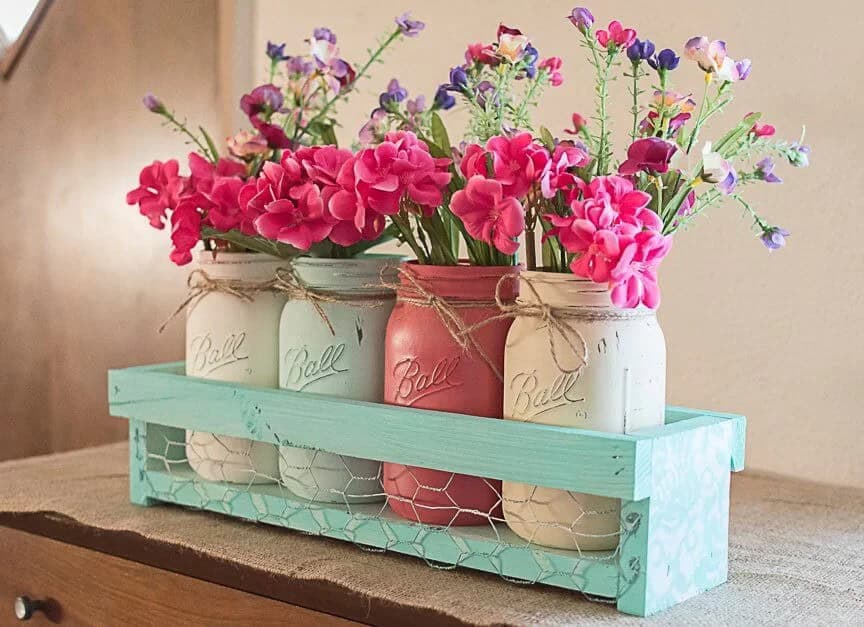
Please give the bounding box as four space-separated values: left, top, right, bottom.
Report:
750 118 776 138
538 56 564 86
463 132 550 198
254 182 333 250
238 154 305 235
568 7 594 33
126 159 186 229
540 143 590 198
451 176 525 254
187 152 246 195
595 21 636 50
240 84 284 117
204 177 246 232
609 230 672 309
465 42 499 66
619 138 678 175
169 200 202 266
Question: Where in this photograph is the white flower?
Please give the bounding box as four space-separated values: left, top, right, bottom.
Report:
700 141 731 183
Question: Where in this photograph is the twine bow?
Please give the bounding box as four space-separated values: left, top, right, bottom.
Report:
272 266 387 336
159 269 278 333
378 266 519 382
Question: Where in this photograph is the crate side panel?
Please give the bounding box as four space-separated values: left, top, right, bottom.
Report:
109 366 645 499
140 468 620 598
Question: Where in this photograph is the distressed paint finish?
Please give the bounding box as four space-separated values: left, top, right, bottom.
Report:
111 362 745 617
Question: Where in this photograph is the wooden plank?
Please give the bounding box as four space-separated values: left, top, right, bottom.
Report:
0 525 357 626
139 466 621 600
110 365 650 500
633 413 747 472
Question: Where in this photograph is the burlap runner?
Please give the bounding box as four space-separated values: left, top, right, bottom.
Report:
1 443 863 626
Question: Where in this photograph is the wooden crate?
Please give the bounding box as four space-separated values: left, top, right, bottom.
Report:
109 362 745 617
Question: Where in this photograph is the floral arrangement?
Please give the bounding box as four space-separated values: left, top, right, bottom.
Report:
126 14 425 264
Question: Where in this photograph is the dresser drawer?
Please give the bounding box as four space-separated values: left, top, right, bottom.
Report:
0 526 358 626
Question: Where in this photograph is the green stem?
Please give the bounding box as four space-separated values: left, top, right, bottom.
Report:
294 29 402 144
629 62 641 141
160 110 217 163
391 211 429 264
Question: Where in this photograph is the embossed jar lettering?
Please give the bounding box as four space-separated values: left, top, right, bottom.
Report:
184 252 287 485
278 255 399 504
383 263 519 526
502 272 666 551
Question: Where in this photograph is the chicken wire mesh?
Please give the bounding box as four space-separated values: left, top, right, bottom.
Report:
137 426 638 598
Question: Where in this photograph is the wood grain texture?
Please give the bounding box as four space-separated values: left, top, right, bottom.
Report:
0 526 358 626
112 362 649 499
0 0 219 463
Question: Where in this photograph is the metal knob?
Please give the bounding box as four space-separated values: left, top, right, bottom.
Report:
14 597 44 621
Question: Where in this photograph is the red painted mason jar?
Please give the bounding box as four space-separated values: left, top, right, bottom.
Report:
383 262 519 525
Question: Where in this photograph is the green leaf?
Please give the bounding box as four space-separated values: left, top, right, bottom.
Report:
539 126 555 151
319 124 339 146
715 112 762 155
202 227 301 259
430 113 452 155
199 126 220 162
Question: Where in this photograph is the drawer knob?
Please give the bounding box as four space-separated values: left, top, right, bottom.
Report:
14 597 44 621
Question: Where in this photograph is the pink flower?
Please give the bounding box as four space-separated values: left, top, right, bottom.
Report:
126 159 186 229
482 132 550 198
576 176 661 231
251 157 334 250
595 21 637 50
451 176 524 254
748 114 776 138
326 154 385 241
564 112 587 136
205 177 246 232
540 143 590 198
169 199 202 266
227 130 269 158
465 42 499 66
538 56 564 86
609 231 672 309
238 153 304 235
187 152 247 195
619 138 678 175
295 145 354 208
569 229 623 283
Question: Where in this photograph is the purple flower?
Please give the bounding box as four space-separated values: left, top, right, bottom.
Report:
142 92 165 113
736 58 752 81
313 27 336 44
627 38 655 62
379 78 408 107
568 7 594 33
240 84 284 117
286 56 314 75
433 85 455 110
407 95 426 114
266 41 288 61
717 165 739 195
755 158 782 184
449 66 469 90
760 226 790 250
648 49 680 71
790 143 811 168
475 80 497 108
396 12 425 37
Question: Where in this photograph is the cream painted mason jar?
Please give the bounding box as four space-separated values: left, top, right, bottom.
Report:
278 255 399 503
502 272 666 550
185 251 287 484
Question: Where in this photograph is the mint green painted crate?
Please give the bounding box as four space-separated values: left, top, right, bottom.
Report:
108 362 745 617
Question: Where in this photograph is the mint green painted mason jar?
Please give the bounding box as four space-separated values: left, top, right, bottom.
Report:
277 255 399 503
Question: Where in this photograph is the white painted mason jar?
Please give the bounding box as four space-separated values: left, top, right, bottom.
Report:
502 272 666 550
278 255 399 503
185 251 287 484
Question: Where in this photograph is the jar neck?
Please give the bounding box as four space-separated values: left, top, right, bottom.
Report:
292 254 402 294
519 271 614 309
397 262 520 302
196 251 286 281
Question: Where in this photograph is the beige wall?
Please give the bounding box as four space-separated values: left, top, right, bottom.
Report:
0 0 219 460
250 0 864 487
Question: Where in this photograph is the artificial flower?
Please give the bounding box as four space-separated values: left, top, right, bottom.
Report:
789 143 811 168
266 41 289 61
465 42 499 65
480 132 550 198
568 7 594 34
227 130 270 158
142 92 165 114
396 12 425 37
755 157 782 184
450 176 524 254
760 226 789 250
240 84 284 118
169 199 202 265
538 56 564 86
735 59 752 81
595 20 637 50
564 112 587 135
540 143 590 198
379 78 408 107
448 66 469 91
126 159 185 229
648 48 680 71
497 24 530 63
619 138 678 175
254 185 333 250
609 230 672 308
238 153 304 234
627 39 655 62
434 85 456 110
700 142 737 194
